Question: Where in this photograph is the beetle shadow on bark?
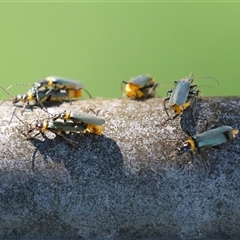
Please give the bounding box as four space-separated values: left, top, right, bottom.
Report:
179 98 205 136
28 133 125 182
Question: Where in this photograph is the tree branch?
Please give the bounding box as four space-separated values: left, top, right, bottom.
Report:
0 97 239 239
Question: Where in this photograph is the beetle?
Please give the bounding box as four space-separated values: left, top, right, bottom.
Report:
121 74 158 100
52 109 105 135
25 119 87 145
177 125 239 164
162 72 219 124
34 76 92 101
27 119 86 137
0 84 85 114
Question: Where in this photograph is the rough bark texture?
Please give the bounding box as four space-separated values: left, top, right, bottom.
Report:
0 97 240 240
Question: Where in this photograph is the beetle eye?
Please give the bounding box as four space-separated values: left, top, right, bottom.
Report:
35 121 43 129
177 142 190 154
177 146 188 154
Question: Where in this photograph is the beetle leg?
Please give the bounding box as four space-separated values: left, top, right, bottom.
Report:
20 100 31 115
161 117 172 126
26 130 42 140
146 83 159 98
189 84 197 91
45 88 72 104
161 111 181 126
56 132 78 146
163 97 170 116
189 150 194 164
83 88 92 99
121 81 128 97
186 151 195 171
189 88 201 99
166 89 173 97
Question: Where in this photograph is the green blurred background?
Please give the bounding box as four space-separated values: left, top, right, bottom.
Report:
0 2 239 100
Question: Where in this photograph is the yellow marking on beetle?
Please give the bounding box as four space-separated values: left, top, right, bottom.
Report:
64 111 71 120
68 89 82 98
183 101 191 109
44 89 82 102
172 101 191 115
45 77 53 87
87 124 104 135
172 104 183 115
149 78 155 85
185 139 196 151
42 121 48 131
232 129 239 138
26 91 35 101
125 83 144 99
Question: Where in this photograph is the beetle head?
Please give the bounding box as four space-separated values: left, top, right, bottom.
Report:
177 142 190 154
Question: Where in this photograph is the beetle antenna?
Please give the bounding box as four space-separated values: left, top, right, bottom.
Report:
194 76 219 85
0 84 14 99
11 110 30 128
6 83 32 91
9 107 17 124
83 88 92 98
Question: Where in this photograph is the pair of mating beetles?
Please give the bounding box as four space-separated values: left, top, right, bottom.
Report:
24 109 105 145
122 73 239 163
1 76 92 114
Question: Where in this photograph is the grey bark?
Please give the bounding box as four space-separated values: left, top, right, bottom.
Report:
0 97 240 240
